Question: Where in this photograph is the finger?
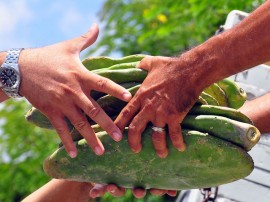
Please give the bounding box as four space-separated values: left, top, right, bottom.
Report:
150 189 167 196
152 128 168 158
49 114 77 158
167 190 177 197
89 184 107 198
75 95 123 142
168 120 186 151
65 106 104 155
107 184 126 197
138 56 170 71
115 98 141 131
152 117 168 158
138 56 155 71
132 188 146 199
69 23 99 52
88 73 132 102
128 109 150 153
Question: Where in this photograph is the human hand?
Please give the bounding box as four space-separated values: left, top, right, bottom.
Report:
89 184 177 199
19 24 132 158
115 56 207 158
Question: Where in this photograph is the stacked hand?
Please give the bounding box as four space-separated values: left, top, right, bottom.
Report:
17 25 207 199
19 24 132 158
115 55 206 157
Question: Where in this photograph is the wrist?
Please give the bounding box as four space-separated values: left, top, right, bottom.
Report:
17 48 38 97
0 49 24 99
0 51 7 64
176 43 221 92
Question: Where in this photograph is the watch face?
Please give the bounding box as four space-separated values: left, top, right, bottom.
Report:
0 67 18 87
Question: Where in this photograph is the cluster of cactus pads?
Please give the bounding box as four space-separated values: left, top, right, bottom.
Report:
25 54 261 190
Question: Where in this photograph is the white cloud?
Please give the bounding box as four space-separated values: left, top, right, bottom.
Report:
0 0 34 49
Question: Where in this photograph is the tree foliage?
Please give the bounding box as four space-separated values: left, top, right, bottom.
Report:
0 0 265 201
0 100 59 202
89 0 264 56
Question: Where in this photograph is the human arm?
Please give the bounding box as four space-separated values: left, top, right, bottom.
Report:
22 179 93 202
239 92 270 134
0 24 132 158
115 0 270 157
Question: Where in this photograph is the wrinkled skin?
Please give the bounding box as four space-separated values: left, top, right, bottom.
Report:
115 55 206 158
18 24 132 158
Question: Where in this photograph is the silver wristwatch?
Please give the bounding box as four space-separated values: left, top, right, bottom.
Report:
0 48 24 98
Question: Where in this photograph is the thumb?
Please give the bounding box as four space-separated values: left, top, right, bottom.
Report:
137 56 154 71
72 23 99 52
138 56 168 71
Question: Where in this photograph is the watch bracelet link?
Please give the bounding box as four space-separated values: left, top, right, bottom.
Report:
1 48 24 98
6 49 22 71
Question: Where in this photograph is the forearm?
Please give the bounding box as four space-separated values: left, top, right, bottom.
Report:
22 179 94 202
239 92 270 134
0 51 9 102
215 0 270 75
180 0 270 89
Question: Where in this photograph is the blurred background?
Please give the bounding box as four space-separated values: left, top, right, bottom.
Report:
0 0 265 201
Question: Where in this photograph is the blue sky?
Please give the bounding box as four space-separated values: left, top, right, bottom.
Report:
0 0 104 54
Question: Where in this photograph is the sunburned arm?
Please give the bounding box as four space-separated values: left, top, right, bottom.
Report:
181 0 270 88
0 51 9 102
239 92 270 134
115 0 270 156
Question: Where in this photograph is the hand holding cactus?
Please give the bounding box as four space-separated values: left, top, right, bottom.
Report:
19 24 132 158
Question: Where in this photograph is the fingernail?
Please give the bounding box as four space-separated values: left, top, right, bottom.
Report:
123 92 132 101
110 190 116 194
69 151 77 158
131 144 142 153
108 187 116 193
89 190 97 198
89 23 97 32
113 132 122 141
94 146 104 155
177 144 186 152
157 150 168 158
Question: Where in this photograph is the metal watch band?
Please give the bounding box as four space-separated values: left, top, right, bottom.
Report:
6 49 22 69
1 48 24 98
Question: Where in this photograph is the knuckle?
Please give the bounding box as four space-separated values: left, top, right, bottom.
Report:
51 90 65 103
167 114 181 124
155 108 167 117
63 86 78 97
96 78 108 90
73 120 87 131
128 124 137 135
87 106 101 118
55 127 68 137
122 108 131 118
143 102 153 110
137 87 148 97
162 106 176 116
